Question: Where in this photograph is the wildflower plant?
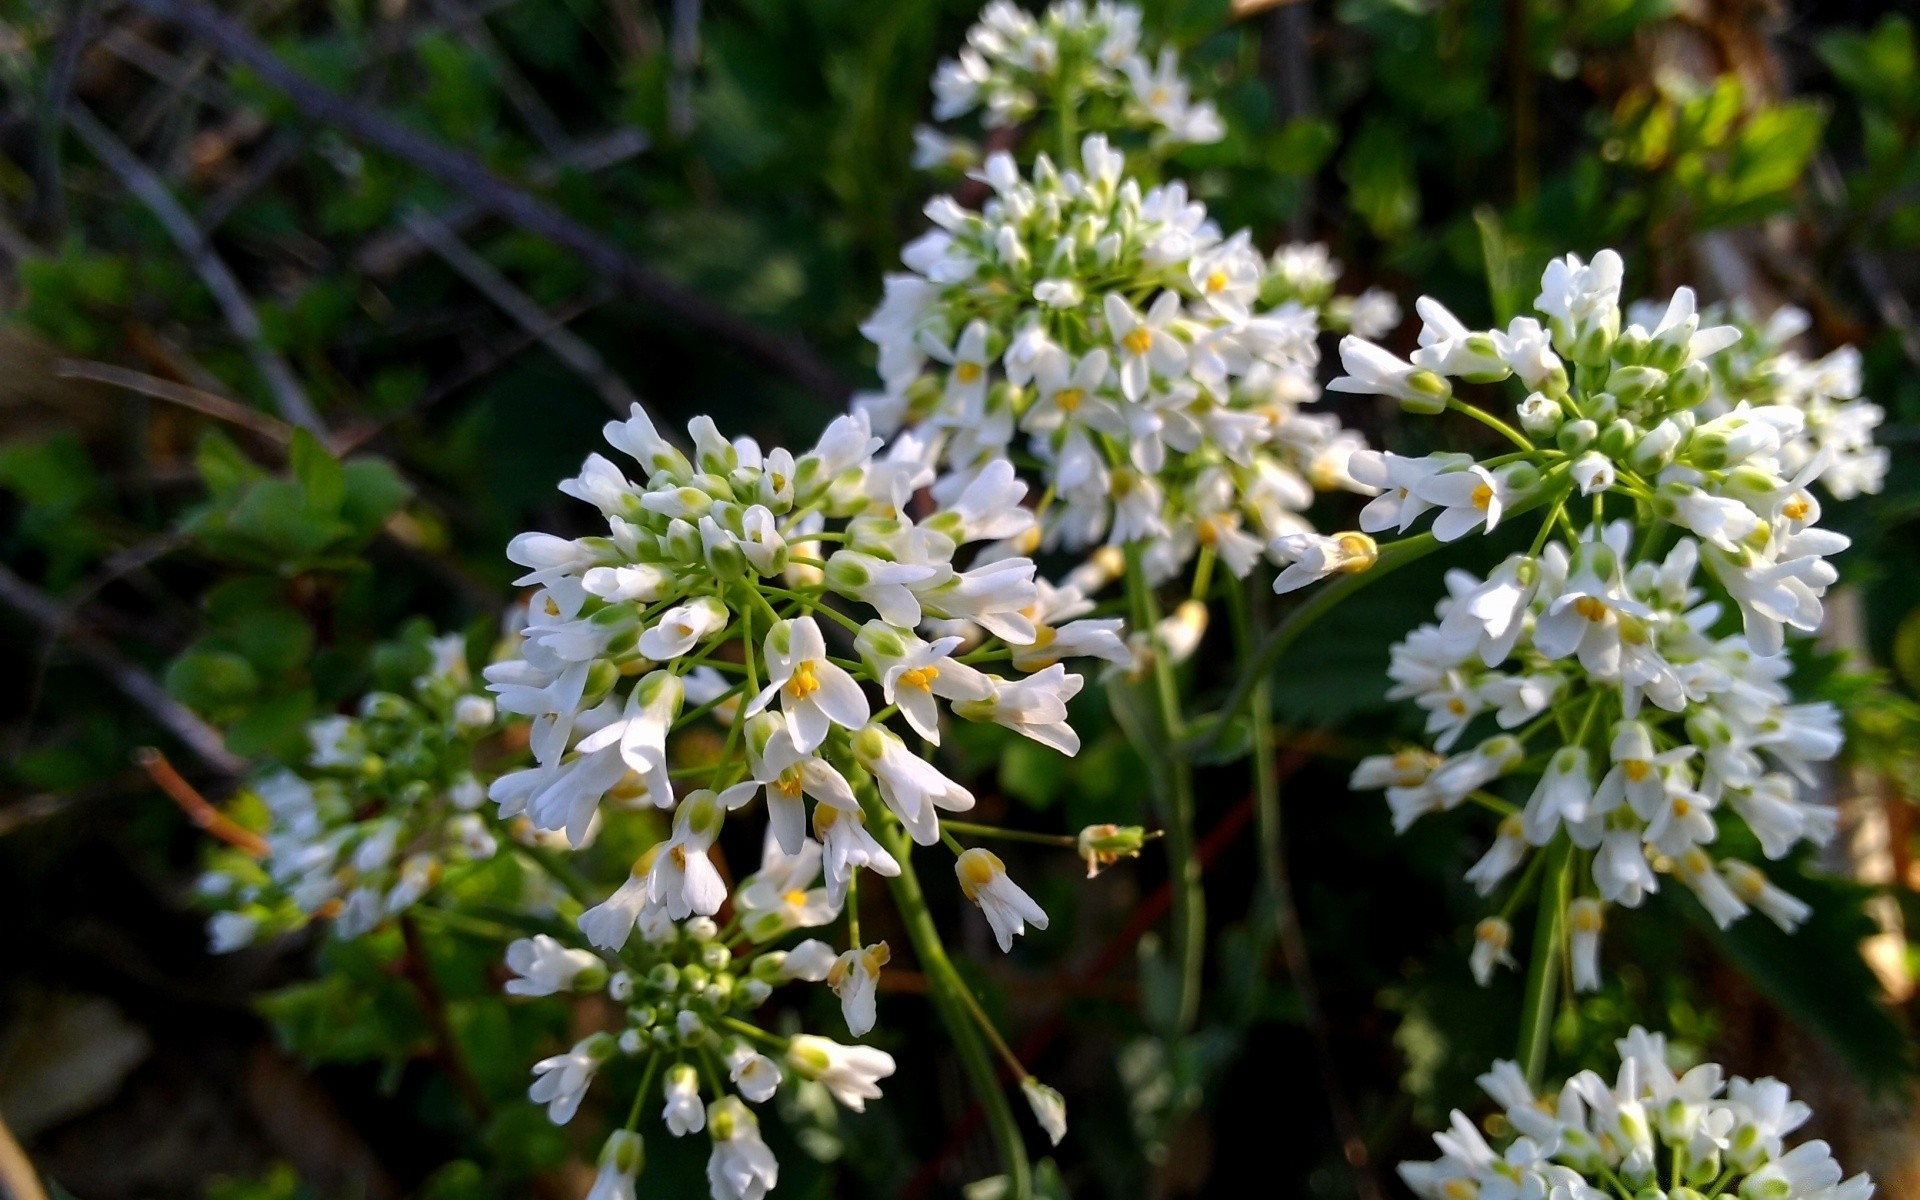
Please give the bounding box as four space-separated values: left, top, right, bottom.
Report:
914 0 1225 174
1307 250 1879 1028
197 632 513 951
142 2 1902 1197
1401 1027 1875 1200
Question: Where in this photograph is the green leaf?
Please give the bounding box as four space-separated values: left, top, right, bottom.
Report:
224 687 316 759
338 458 413 538
165 649 260 717
289 428 345 516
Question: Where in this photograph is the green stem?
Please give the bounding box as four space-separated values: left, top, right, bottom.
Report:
1517 838 1571 1090
941 820 1078 848
1124 545 1204 1035
875 815 1032 1198
1447 397 1536 452
1188 532 1443 755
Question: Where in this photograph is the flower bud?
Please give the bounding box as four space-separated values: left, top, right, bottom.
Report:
1517 392 1563 437
1402 368 1452 415
1668 360 1710 409
1606 364 1666 405
1557 418 1598 455
1596 418 1638 460
1611 325 1650 365
1628 420 1682 473
1076 823 1148 877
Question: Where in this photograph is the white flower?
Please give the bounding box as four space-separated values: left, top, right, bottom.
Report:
529 1035 610 1124
504 935 603 996
706 1097 780 1200
637 596 729 660
586 1131 644 1200
1105 291 1189 402
1464 814 1528 896
1412 464 1519 542
855 623 994 743
735 835 839 942
1328 336 1450 413
726 1042 783 1104
851 723 975 844
950 665 1086 755
779 938 837 983
1468 917 1515 986
1022 1077 1068 1145
1568 898 1604 993
746 715 860 854
828 941 890 1036
813 804 900 905
785 1035 897 1112
1271 531 1377 593
746 617 871 753
955 847 1049 951
647 785 757 920
663 1062 705 1135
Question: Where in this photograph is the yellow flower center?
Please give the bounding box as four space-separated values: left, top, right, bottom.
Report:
1671 796 1693 818
1055 387 1084 412
1623 759 1650 783
1471 482 1494 510
1783 494 1810 520
954 360 983 384
900 665 940 691
1574 595 1609 622
1205 269 1229 293
786 659 820 701
783 888 810 910
775 765 806 798
1122 327 1153 355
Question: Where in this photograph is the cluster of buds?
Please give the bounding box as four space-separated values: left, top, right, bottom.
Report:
198 633 507 950
860 132 1393 586
1694 301 1887 501
914 0 1222 175
1328 249 1864 654
485 408 1123 951
1353 522 1842 987
1401 1027 1873 1200
507 849 900 1200
1304 250 1870 988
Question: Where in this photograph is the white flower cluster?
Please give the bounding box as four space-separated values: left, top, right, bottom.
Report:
1354 521 1843 986
1324 249 1854 655
914 0 1222 175
1402 1027 1873 1200
487 407 1119 949
1693 302 1888 501
511 839 901 1200
197 634 503 951
861 133 1391 584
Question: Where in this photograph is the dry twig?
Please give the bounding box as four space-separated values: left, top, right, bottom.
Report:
0 562 246 777
64 103 326 434
125 0 851 402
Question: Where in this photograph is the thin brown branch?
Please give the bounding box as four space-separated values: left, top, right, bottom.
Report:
64 102 326 433
402 207 648 418
351 127 649 277
399 915 495 1122
0 561 246 777
125 0 851 402
55 358 296 445
136 747 267 855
